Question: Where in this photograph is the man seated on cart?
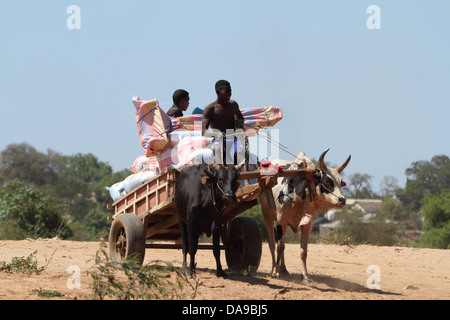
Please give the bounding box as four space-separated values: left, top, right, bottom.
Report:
202 80 246 165
167 89 190 117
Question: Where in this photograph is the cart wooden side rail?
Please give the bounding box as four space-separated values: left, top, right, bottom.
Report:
107 166 317 273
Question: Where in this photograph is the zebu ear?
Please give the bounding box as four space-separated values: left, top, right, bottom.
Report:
210 163 221 171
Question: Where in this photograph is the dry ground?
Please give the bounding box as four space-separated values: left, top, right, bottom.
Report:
0 239 449 300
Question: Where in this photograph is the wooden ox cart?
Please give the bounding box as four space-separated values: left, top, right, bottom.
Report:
107 166 317 273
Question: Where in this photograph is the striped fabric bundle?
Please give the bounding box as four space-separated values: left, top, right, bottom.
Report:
173 114 203 132
241 106 283 132
172 106 283 132
132 97 173 157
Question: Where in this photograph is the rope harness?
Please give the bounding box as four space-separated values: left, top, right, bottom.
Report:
210 181 227 207
204 164 228 211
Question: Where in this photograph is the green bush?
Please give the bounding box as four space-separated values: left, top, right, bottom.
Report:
0 251 46 275
331 208 398 246
0 180 72 239
419 189 450 249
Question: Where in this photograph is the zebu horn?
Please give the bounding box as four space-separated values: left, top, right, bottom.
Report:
318 149 330 172
336 155 351 174
235 163 244 172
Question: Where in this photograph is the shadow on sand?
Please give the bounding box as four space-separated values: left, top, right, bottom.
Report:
195 267 403 297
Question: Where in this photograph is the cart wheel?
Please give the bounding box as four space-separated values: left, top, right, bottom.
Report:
225 217 262 274
109 214 145 264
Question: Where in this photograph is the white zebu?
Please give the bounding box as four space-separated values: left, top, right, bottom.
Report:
262 149 351 282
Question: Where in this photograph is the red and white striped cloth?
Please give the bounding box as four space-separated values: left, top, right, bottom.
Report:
171 106 283 132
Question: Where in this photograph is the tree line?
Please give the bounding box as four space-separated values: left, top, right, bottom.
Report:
0 143 129 240
0 142 449 248
242 152 450 248
322 154 449 248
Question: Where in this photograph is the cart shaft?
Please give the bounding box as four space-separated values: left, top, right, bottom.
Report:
238 168 317 180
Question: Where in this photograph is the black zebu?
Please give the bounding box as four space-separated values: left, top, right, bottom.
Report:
175 163 244 278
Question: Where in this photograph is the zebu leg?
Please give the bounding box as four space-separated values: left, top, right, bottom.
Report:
276 224 289 277
299 220 313 283
178 220 189 271
213 227 227 278
187 222 198 276
261 189 278 277
262 214 277 277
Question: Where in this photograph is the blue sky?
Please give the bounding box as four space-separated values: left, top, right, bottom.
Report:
0 1 449 192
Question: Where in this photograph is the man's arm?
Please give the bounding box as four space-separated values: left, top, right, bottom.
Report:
202 104 213 136
234 102 244 130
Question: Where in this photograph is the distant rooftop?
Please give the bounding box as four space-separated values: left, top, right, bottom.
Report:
346 199 383 213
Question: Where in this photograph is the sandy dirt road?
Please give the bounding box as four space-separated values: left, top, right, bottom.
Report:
0 239 449 300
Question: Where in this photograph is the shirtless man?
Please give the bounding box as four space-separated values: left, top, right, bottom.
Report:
202 80 245 164
202 80 244 135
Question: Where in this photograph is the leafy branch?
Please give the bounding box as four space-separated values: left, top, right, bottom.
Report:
88 243 200 300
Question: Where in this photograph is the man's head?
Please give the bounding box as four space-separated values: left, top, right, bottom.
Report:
215 80 231 102
172 89 190 111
